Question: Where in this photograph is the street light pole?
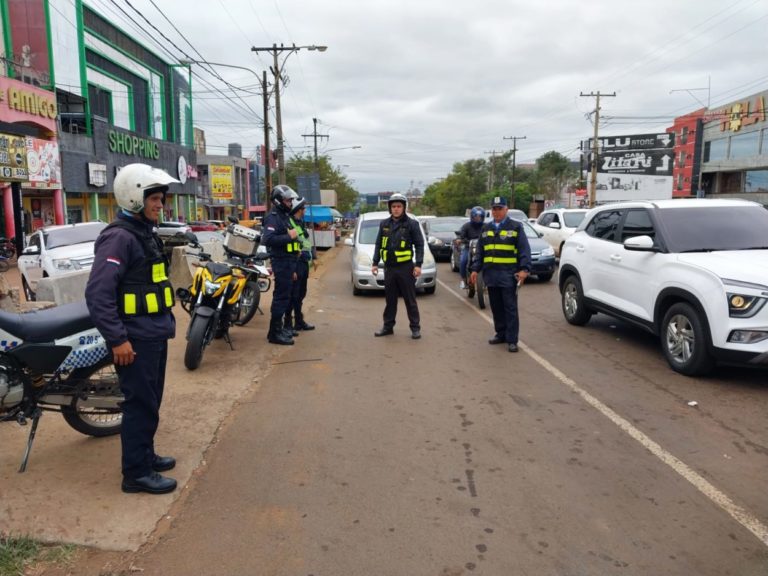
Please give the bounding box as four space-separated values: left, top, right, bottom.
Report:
251 43 327 186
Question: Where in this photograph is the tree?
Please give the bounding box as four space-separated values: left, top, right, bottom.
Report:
530 151 577 201
284 153 359 213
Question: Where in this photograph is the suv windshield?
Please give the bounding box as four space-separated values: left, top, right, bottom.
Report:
658 206 768 252
45 223 107 250
359 219 382 244
563 211 588 227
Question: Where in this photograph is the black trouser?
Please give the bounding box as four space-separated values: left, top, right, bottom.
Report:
116 338 168 480
382 262 420 330
270 257 296 320
286 258 309 324
487 285 520 344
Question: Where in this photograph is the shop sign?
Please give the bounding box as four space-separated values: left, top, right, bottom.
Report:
0 132 28 182
25 137 61 189
712 95 766 133
177 155 188 184
210 165 233 200
108 129 160 159
0 76 57 132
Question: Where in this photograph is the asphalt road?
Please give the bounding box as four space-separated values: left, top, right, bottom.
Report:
112 248 768 576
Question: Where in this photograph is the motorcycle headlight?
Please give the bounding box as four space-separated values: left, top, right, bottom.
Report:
541 247 555 257
204 280 222 295
52 258 81 271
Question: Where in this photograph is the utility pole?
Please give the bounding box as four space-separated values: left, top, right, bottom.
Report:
301 117 329 170
262 70 271 194
502 135 526 208
580 91 616 207
484 150 499 192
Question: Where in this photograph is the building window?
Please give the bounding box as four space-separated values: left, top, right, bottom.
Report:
678 151 686 168
745 170 768 193
677 174 684 190
703 138 727 162
680 126 688 145
729 131 760 159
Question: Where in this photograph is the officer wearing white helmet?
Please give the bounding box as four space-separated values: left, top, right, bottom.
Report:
371 193 424 339
85 163 179 495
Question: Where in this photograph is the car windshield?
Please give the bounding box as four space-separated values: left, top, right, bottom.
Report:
658 206 768 252
563 211 588 227
429 218 467 233
521 221 540 239
45 223 107 249
359 219 382 244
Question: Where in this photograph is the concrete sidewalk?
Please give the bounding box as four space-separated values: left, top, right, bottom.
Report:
0 248 338 551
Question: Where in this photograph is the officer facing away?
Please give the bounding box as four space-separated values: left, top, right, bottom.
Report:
371 193 424 339
470 196 531 353
262 185 301 345
285 197 316 333
85 163 178 494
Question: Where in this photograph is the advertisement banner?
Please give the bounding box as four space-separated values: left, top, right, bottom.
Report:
0 132 28 181
25 137 61 188
210 165 233 200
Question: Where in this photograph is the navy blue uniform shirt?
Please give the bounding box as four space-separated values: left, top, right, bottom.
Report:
85 213 176 348
471 216 532 288
262 208 299 260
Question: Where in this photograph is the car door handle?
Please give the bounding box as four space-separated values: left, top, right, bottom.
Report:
610 254 622 262
575 245 585 253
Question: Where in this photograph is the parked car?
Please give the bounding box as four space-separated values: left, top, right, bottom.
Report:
450 219 555 281
558 198 768 376
344 211 437 295
188 221 218 232
423 216 468 261
17 221 107 301
532 208 588 257
156 221 191 237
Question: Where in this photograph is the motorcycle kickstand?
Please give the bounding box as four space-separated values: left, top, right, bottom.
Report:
223 330 234 351
18 409 42 473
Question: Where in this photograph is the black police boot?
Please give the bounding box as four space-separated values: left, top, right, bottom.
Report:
268 318 294 345
283 315 299 337
121 472 177 495
296 315 315 331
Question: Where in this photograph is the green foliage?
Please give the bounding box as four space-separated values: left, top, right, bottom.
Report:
0 536 75 576
284 153 359 213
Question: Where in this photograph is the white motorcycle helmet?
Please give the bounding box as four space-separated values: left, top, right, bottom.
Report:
113 163 180 213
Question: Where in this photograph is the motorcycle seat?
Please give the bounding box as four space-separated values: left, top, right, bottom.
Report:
0 301 94 343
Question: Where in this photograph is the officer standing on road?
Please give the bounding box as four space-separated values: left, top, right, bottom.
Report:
371 193 424 339
457 205 485 289
262 185 301 345
85 163 179 495
285 197 316 333
470 196 531 353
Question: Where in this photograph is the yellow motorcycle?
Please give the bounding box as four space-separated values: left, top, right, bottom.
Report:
176 232 265 370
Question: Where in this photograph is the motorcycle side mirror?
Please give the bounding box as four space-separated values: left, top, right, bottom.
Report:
227 215 239 224
184 231 199 244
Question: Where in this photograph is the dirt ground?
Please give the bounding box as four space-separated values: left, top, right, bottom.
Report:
0 249 338 573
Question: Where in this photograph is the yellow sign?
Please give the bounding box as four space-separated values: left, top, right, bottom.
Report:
719 95 766 132
0 132 28 182
1 86 57 119
210 165 233 200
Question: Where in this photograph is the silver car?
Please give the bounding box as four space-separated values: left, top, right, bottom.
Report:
344 211 437 295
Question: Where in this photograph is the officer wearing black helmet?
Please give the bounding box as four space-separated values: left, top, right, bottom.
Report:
262 185 301 345
85 163 179 494
371 193 424 339
457 205 485 289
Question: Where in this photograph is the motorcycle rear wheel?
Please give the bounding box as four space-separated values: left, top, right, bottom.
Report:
233 281 260 326
185 314 213 370
61 362 122 437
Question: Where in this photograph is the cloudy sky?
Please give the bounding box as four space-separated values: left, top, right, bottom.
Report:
94 0 767 194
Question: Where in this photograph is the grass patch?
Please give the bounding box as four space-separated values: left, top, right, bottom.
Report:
0 536 76 576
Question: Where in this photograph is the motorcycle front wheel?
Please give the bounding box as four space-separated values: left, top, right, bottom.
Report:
233 281 260 326
61 361 122 437
185 313 213 370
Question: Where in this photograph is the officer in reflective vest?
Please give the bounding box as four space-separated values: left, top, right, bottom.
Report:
85 163 178 495
371 193 424 339
262 185 302 345
285 197 316 333
470 196 531 353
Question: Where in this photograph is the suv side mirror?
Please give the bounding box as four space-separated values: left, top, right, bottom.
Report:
344 237 354 247
548 222 561 229
624 235 656 251
22 245 40 256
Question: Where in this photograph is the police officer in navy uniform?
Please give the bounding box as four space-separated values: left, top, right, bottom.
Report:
371 193 424 339
470 196 531 353
285 197 316 333
262 185 301 345
85 163 178 494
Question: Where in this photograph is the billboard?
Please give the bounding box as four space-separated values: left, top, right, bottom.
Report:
0 132 29 181
583 132 674 202
210 165 233 200
25 137 61 189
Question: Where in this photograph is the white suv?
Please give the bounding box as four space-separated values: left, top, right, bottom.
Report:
558 199 768 376
532 208 588 257
17 222 107 301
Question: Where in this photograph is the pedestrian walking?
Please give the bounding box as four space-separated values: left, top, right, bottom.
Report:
470 196 531 353
85 163 179 494
285 197 316 333
371 193 424 339
262 185 301 345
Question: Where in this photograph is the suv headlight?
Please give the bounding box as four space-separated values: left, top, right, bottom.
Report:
52 258 81 271
541 247 555 257
722 278 768 318
353 251 372 269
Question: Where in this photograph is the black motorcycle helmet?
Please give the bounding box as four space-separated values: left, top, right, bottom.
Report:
470 205 484 224
271 185 299 212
